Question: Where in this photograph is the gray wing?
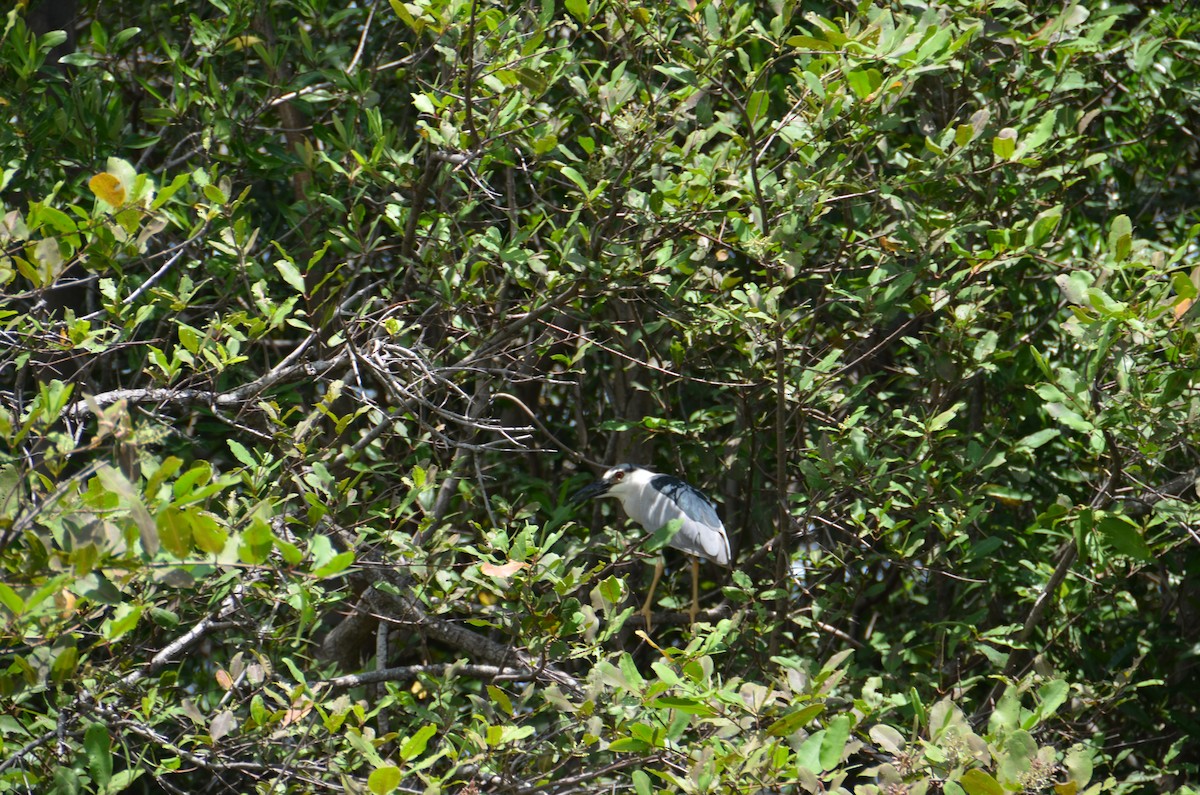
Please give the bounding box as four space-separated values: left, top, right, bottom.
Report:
650 475 730 565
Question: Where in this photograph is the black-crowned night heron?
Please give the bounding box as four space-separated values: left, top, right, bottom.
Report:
571 463 731 631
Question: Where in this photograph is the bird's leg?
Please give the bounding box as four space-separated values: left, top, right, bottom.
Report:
641 557 664 633
690 556 700 627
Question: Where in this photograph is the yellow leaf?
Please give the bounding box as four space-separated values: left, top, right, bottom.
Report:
1174 297 1192 320
480 560 527 578
55 588 77 618
227 35 262 50
89 172 126 206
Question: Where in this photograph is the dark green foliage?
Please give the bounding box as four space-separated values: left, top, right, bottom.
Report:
1 0 1198 792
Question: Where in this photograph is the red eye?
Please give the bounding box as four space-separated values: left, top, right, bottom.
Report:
613 470 624 481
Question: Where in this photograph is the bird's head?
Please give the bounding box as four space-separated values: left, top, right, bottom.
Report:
569 463 647 504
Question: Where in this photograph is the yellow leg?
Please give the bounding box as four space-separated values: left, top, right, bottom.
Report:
641 558 664 633
690 556 700 627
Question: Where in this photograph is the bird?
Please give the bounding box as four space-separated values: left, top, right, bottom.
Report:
570 463 731 631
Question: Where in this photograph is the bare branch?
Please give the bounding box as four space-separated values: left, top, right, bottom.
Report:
64 353 347 420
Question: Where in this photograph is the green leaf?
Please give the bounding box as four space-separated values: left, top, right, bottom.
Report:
368 765 402 795
400 724 437 761
274 259 307 294
53 764 82 794
869 723 906 754
1015 428 1060 450
1054 271 1093 304
151 172 190 210
50 645 79 683
240 516 274 564
513 68 548 95
599 575 624 605
145 453 182 499
1063 744 1093 788
411 92 437 114
0 582 25 615
927 403 962 432
787 34 836 51
559 165 589 194
388 0 419 30
993 128 1017 159
564 0 590 23
1035 679 1069 722
1171 270 1197 300
960 768 1004 795
795 729 825 772
174 461 213 500
632 770 652 795
227 439 256 467
988 685 1020 734
103 603 144 642
766 703 824 736
1044 402 1093 433
996 731 1037 787
311 550 355 578
746 90 769 126
820 714 850 770
32 204 77 234
1026 204 1063 247
177 323 202 355
84 723 112 788
192 513 228 554
157 506 193 558
1097 514 1152 561
645 518 683 551
846 68 882 100
487 724 535 745
608 737 651 752
650 696 716 716
97 465 158 556
202 183 228 205
619 652 645 688
487 685 514 716
1109 214 1132 260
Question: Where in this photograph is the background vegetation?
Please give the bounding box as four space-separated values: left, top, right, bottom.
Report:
2 0 1199 792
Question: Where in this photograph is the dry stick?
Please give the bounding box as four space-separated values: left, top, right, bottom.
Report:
324 663 534 688
414 380 494 545
345 0 377 75
63 343 340 420
0 729 58 776
333 283 581 469
366 570 581 694
374 617 390 738
318 520 582 695
89 702 277 776
493 392 602 468
120 590 242 688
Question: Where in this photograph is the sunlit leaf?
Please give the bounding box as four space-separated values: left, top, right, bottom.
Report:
89 172 126 206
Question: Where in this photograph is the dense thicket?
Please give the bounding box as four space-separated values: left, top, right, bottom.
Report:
2 1 1199 793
